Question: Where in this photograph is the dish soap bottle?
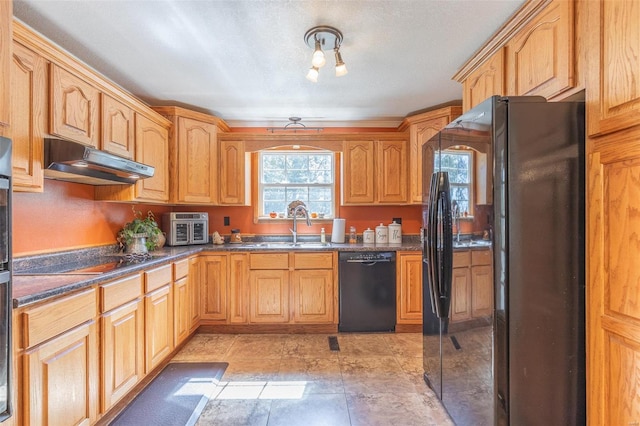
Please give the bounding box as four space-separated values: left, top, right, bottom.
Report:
320 227 326 243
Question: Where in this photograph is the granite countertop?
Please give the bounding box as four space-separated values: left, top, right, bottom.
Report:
12 236 491 308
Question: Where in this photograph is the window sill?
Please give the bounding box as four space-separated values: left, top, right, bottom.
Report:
255 217 334 224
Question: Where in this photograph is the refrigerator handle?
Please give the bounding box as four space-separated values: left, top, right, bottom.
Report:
426 172 453 319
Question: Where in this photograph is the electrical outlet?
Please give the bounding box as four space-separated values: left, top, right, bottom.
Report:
223 216 230 226
392 217 402 224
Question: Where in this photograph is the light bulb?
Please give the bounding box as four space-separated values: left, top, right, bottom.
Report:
306 66 319 83
334 49 348 77
311 39 326 68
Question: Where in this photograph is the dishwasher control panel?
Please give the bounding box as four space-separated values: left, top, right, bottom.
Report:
339 252 395 263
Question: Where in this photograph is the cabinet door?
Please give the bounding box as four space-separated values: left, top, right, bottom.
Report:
450 267 471 323
0 0 11 131
50 64 100 146
200 255 228 321
506 0 574 100
135 113 169 202
249 270 289 323
24 321 98 426
376 139 408 203
144 285 174 373
342 140 375 204
397 253 423 324
587 0 640 136
173 277 190 346
471 265 493 318
228 253 249 323
219 140 247 205
291 269 334 323
463 48 504 112
101 299 144 413
188 256 201 331
177 116 218 204
102 94 134 159
11 42 46 192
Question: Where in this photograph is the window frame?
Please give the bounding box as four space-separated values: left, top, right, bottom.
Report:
434 149 475 217
256 149 337 220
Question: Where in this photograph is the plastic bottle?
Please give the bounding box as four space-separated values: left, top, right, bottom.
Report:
349 226 357 244
320 228 326 243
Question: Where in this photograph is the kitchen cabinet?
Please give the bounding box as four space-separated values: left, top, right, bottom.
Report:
173 259 190 346
398 106 462 204
396 252 423 325
463 49 504 112
291 252 336 324
50 64 100 147
102 94 135 159
586 0 640 137
505 0 575 100
0 0 11 135
228 253 249 323
11 40 46 192
342 137 409 205
21 288 99 425
99 274 144 413
219 139 249 205
450 248 493 324
586 1 640 424
188 256 201 331
95 113 170 203
248 253 290 323
200 254 228 322
143 264 174 373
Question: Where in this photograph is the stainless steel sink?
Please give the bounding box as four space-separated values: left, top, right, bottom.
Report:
239 242 331 249
453 240 492 248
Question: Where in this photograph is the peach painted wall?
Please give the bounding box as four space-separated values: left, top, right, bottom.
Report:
12 180 170 256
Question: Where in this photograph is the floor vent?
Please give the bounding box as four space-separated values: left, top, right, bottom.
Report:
328 336 340 351
450 335 462 350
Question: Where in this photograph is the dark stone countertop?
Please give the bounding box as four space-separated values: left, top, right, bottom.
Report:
12 236 491 308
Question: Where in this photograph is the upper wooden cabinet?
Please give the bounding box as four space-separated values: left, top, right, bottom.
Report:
463 49 504 112
11 41 46 192
0 0 11 134
153 106 229 204
586 0 640 137
50 64 100 147
398 106 462 204
505 0 575 99
219 140 248 205
102 94 134 159
342 137 409 205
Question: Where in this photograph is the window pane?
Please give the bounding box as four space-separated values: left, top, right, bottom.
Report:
263 170 286 184
263 187 285 201
434 150 473 215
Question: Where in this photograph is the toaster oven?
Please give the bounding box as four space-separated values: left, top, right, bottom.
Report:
162 212 209 246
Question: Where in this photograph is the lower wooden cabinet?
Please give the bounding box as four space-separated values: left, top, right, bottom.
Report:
450 248 493 324
228 253 249 323
451 266 472 322
24 321 99 425
100 299 144 412
200 254 228 322
396 252 423 324
249 269 290 323
291 269 334 323
188 256 201 331
144 285 173 373
173 276 189 346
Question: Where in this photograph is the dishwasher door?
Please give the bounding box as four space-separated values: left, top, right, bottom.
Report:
338 252 396 332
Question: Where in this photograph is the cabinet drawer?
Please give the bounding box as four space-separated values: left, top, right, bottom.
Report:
173 258 189 280
23 288 97 348
453 250 471 267
144 264 172 293
100 274 143 313
471 249 492 266
249 253 289 270
293 252 333 269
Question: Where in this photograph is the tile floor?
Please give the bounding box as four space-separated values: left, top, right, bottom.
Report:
171 332 454 426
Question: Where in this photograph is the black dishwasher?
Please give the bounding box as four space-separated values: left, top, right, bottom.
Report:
338 252 396 332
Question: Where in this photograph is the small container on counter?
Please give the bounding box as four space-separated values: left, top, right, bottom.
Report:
363 228 375 244
230 229 242 243
375 223 388 244
320 228 326 243
388 220 402 245
349 226 357 244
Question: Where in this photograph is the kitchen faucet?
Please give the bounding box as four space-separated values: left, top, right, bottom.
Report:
452 201 461 243
290 205 312 244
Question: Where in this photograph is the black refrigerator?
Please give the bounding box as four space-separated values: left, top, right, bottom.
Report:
422 96 585 426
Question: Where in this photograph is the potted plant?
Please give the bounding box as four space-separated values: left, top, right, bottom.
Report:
117 207 164 253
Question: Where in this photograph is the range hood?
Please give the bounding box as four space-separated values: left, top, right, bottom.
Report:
44 138 155 185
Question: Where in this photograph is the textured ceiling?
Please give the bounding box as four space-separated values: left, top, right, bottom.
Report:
13 0 526 127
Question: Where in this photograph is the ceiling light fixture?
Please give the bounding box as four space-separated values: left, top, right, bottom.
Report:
304 25 347 82
266 117 324 133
